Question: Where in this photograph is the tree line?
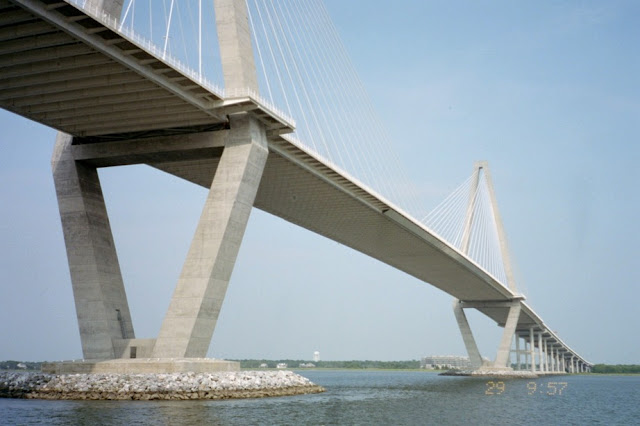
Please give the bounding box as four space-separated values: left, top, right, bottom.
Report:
231 359 421 369
590 364 640 374
0 361 41 371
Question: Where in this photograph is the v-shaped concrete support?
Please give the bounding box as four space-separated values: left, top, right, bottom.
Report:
152 113 268 358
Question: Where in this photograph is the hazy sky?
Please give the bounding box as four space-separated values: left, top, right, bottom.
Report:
1 0 638 364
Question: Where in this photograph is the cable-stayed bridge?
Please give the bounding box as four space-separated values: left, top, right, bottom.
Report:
0 0 591 374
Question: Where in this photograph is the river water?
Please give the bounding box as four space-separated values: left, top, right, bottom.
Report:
1 370 638 425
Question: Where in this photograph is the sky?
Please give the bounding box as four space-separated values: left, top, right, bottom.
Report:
1 0 638 364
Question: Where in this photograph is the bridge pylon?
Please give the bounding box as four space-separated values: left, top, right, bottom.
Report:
47 0 268 372
452 161 528 374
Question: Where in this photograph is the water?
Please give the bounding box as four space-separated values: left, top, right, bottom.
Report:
1 371 638 425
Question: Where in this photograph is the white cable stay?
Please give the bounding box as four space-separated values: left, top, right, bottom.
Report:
71 0 519 293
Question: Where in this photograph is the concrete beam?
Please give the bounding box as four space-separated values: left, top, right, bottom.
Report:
0 43 94 68
0 53 113 80
0 71 141 101
66 116 219 138
8 80 155 108
0 20 54 42
24 88 172 114
52 103 203 127
0 9 34 26
0 31 72 55
72 130 228 167
461 299 523 309
0 62 125 90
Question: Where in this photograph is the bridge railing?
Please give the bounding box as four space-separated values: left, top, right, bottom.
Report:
64 0 225 99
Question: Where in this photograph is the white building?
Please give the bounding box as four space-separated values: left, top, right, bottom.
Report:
420 356 471 370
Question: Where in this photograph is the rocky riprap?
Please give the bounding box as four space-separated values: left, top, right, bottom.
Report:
0 370 324 400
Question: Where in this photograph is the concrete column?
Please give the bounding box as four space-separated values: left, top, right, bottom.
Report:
153 114 268 358
85 0 124 17
477 163 518 293
529 328 536 373
494 302 521 368
515 335 521 370
546 342 551 372
537 332 543 372
52 133 134 360
452 300 483 368
214 0 259 93
543 339 548 373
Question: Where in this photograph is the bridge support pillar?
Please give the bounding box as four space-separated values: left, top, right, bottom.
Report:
529 328 536 373
494 302 521 368
152 113 268 358
537 332 544 372
52 133 134 360
452 300 483 368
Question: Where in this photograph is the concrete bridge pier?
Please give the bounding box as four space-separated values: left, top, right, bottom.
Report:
453 299 532 375
45 0 271 373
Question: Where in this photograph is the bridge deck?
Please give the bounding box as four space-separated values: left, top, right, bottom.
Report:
0 0 290 138
0 0 589 365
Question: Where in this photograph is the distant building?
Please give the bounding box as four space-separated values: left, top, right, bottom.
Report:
298 363 315 368
276 363 288 369
313 351 320 362
259 363 268 368
420 356 471 370
16 363 27 370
